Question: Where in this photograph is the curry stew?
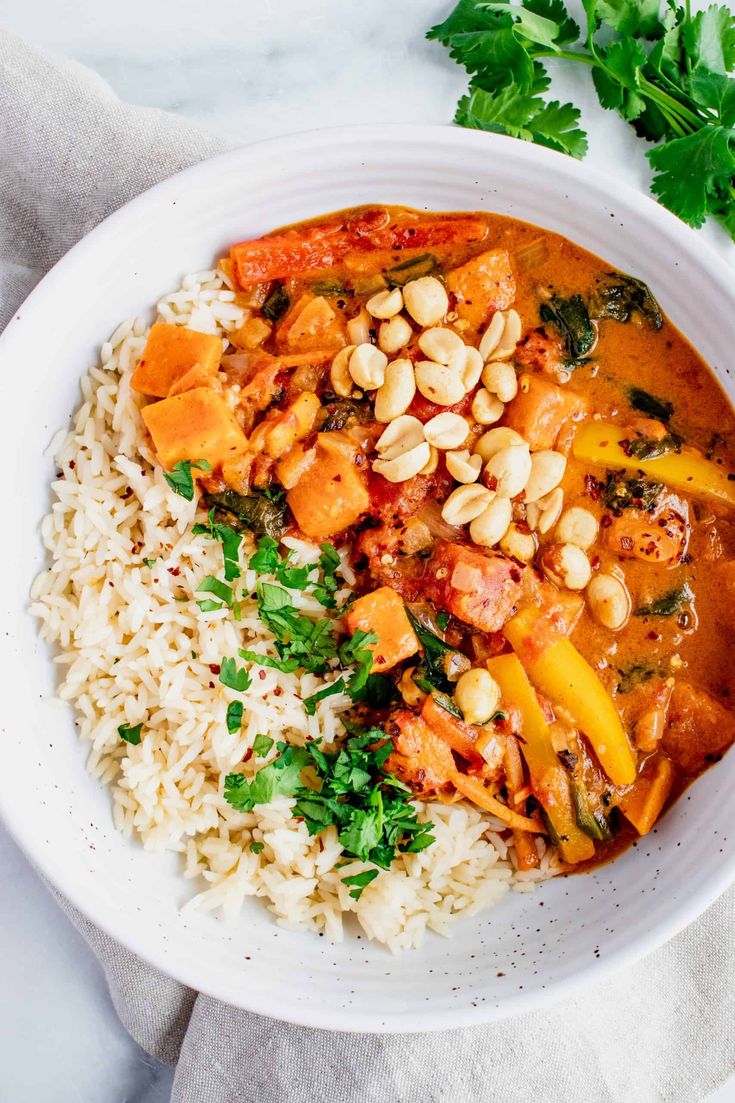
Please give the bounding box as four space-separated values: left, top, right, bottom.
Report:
132 206 735 873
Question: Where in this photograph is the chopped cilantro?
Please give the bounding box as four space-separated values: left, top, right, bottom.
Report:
303 677 348 716
252 733 274 757
223 745 311 811
219 657 251 693
118 722 143 746
225 701 243 734
164 459 211 501
342 868 380 900
250 841 265 854
196 575 233 610
143 557 157 569
193 508 242 581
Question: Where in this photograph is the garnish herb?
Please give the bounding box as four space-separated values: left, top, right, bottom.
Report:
303 677 348 716
196 575 234 611
428 0 735 239
219 657 252 693
252 733 275 757
164 459 212 501
291 725 435 868
435 610 450 632
405 607 457 696
635 583 693 617
261 283 290 323
539 293 596 359
628 387 674 422
193 508 242 581
590 274 663 330
118 722 143 746
622 431 683 461
616 661 659 693
143 557 157 569
224 744 311 811
342 868 380 900
250 841 265 854
225 701 243 734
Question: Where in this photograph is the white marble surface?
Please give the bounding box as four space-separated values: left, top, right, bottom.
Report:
1 0 734 1099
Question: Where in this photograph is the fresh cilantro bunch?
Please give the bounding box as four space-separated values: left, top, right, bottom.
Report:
428 0 735 237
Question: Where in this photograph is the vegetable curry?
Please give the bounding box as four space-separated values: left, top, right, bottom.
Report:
132 204 735 874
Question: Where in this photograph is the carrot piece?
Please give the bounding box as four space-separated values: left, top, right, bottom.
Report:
453 775 544 832
131 323 222 398
141 388 247 472
230 209 488 285
344 587 419 673
421 693 483 764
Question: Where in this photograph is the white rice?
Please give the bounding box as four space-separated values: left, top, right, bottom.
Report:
30 269 561 952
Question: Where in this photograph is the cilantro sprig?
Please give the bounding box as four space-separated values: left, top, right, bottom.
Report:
164 459 211 501
429 0 735 238
223 725 435 875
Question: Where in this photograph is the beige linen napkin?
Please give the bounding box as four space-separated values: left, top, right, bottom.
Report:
2 26 734 1103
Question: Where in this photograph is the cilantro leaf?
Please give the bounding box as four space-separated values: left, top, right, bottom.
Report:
252 733 274 756
225 701 243 734
249 535 279 574
196 575 233 608
593 0 661 38
118 722 143 745
682 5 735 75
649 125 735 228
219 657 251 693
193 509 242 581
303 677 347 715
250 841 265 854
455 83 588 158
164 459 211 501
342 868 380 900
223 745 310 811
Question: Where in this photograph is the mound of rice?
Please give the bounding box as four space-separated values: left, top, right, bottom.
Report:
30 268 559 952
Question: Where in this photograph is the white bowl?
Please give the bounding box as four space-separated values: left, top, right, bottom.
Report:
1 125 734 1033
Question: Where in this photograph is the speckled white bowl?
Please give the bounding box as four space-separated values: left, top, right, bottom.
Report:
1 126 734 1032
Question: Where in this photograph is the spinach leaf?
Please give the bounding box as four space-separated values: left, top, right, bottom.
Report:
628 387 674 422
384 253 441 288
539 293 596 359
622 431 683 461
261 283 290 323
405 608 456 695
205 488 288 540
589 272 663 329
319 396 373 432
601 472 664 514
635 583 692 617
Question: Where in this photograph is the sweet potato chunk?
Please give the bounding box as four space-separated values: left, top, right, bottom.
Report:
604 497 689 565
286 431 369 539
421 693 483 764
618 753 674 835
446 248 515 329
131 323 222 397
277 294 345 352
424 541 525 633
344 586 419 673
662 682 735 775
141 388 247 472
385 710 457 796
503 373 587 451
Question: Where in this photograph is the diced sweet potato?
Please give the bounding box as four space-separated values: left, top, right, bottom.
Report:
277 294 345 352
514 328 566 375
618 753 674 835
604 498 689 565
286 431 369 539
141 388 248 472
167 363 218 397
446 248 515 329
131 323 222 397
250 392 321 459
503 373 587 451
662 682 735 775
344 586 419 672
424 541 525 633
385 710 457 796
421 693 483 764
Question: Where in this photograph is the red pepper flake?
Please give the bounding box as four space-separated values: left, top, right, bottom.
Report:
168 566 181 577
584 474 601 500
69 460 76 470
647 630 662 641
600 514 612 528
209 663 221 675
620 536 634 551
590 555 601 570
274 687 283 697
510 567 522 583
258 670 266 681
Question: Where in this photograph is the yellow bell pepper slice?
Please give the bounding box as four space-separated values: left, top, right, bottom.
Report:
504 608 637 786
572 421 735 509
488 654 595 864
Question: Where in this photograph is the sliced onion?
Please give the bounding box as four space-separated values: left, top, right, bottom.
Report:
416 501 460 542
515 236 549 274
398 517 433 556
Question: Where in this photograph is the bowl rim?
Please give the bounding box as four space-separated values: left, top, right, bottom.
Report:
2 122 735 1033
